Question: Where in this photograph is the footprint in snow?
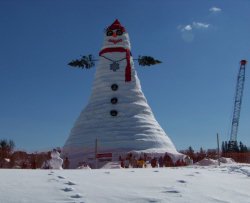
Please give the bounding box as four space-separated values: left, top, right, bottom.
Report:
153 170 159 173
162 187 181 195
104 171 110 174
140 197 161 203
146 199 160 203
58 176 65 179
65 181 77 186
186 174 194 176
48 178 59 182
71 193 83 198
177 180 187 183
62 187 74 192
165 190 180 194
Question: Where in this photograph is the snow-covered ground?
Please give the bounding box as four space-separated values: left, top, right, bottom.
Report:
0 163 250 203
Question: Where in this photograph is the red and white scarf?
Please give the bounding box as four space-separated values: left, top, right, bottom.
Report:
99 47 131 82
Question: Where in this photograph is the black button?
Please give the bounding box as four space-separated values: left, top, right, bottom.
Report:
110 110 118 116
111 84 118 91
111 97 118 104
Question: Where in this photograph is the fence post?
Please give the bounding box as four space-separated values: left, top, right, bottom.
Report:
95 138 98 169
217 133 220 166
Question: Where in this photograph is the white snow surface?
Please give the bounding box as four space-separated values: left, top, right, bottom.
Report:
1 163 250 203
63 21 179 167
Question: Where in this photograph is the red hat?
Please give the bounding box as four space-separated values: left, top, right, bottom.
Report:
107 19 126 32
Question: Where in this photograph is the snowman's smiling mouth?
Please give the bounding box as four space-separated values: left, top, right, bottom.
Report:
108 39 122 44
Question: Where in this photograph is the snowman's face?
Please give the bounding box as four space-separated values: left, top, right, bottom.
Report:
51 151 60 159
103 28 130 49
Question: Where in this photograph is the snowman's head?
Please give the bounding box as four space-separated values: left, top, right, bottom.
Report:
102 19 131 49
51 149 60 159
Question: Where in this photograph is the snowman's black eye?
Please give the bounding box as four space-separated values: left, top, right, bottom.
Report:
116 29 123 36
106 30 113 36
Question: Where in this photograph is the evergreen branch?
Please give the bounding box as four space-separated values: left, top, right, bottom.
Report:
68 55 96 69
136 56 162 67
68 55 162 69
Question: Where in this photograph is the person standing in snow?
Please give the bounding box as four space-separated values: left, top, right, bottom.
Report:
120 159 124 168
137 157 145 168
151 157 158 168
63 157 70 169
158 156 164 167
124 158 130 168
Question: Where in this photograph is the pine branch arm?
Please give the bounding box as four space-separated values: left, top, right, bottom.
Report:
135 56 162 66
68 55 162 69
68 55 96 69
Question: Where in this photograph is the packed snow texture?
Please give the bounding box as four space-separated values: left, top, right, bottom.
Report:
63 22 179 167
1 164 250 203
194 158 237 166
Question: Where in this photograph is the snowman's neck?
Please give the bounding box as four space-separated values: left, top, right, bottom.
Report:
99 47 131 56
99 47 132 82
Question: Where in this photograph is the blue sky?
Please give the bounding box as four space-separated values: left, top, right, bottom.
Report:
0 0 250 152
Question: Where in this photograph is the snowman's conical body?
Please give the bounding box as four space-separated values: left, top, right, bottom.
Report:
63 20 180 168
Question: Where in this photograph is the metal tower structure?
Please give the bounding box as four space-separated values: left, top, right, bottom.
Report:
228 60 247 151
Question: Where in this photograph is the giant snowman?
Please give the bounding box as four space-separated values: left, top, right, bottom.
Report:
63 20 181 168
